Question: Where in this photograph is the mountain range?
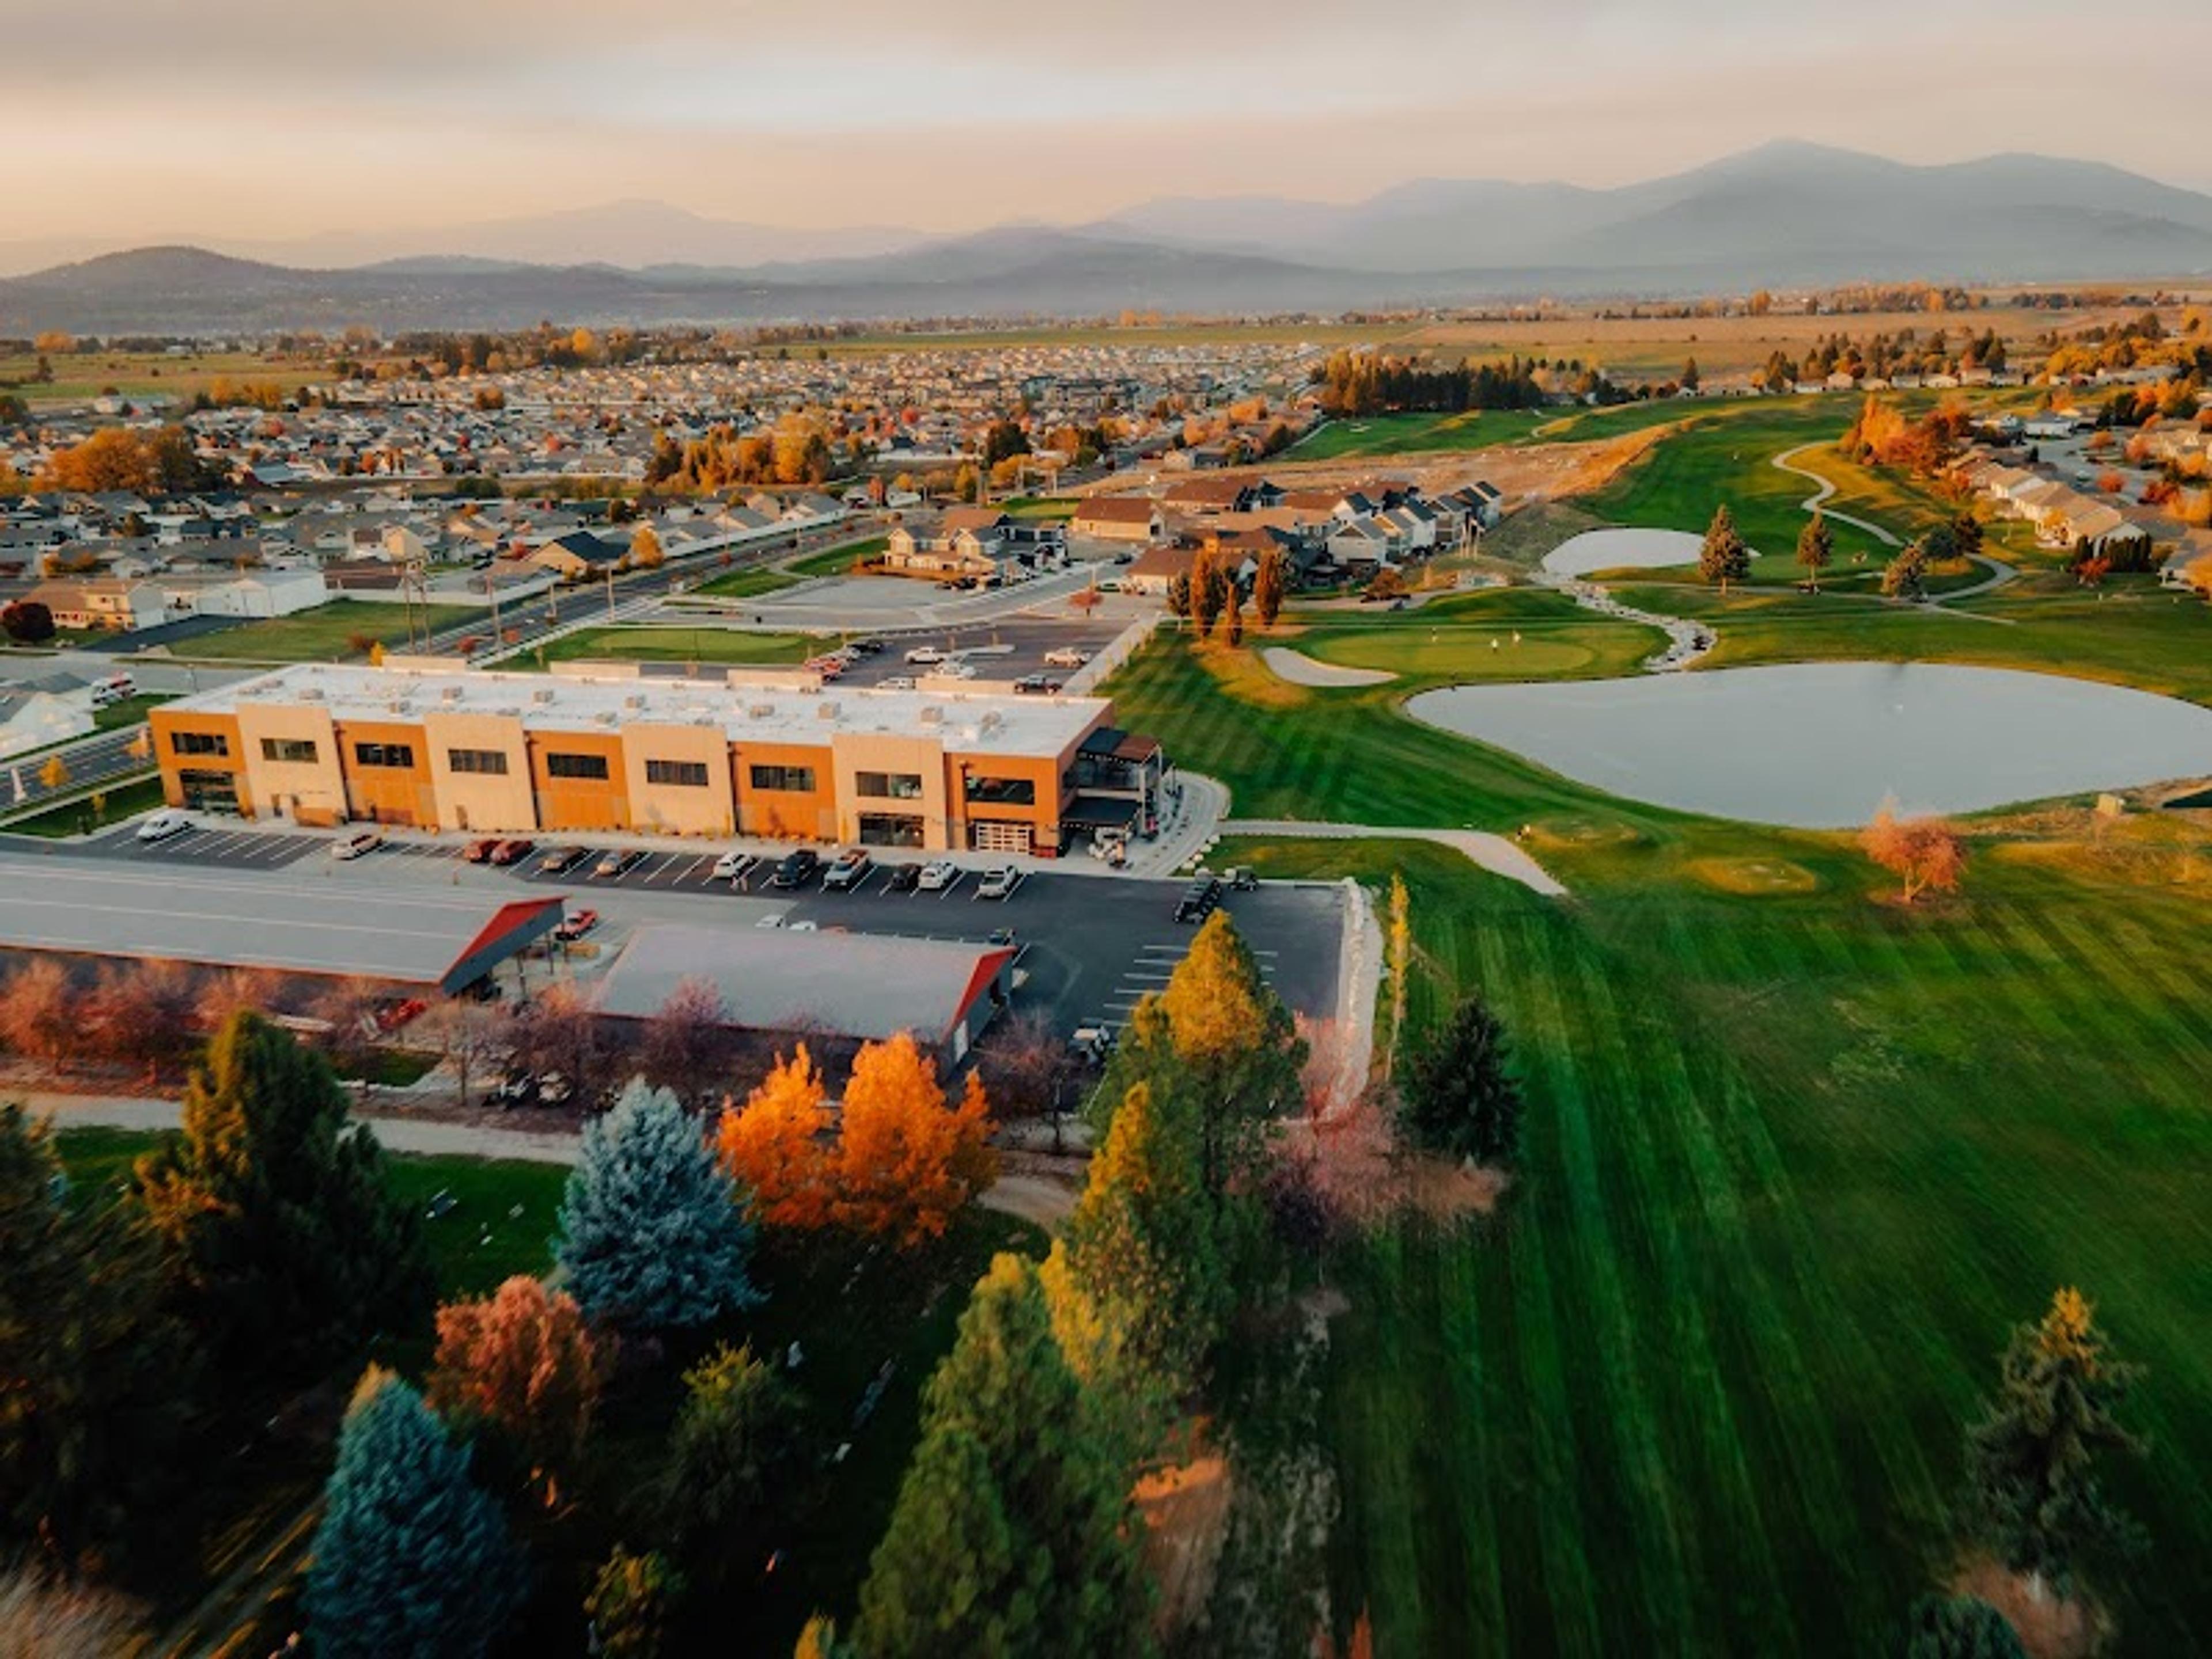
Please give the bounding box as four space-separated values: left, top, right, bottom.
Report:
5 143 2210 335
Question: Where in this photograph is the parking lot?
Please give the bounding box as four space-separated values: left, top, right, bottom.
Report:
37 821 1347 1053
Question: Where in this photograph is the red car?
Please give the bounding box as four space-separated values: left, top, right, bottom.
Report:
463 837 502 863
554 908 600 944
489 838 536 866
374 997 428 1033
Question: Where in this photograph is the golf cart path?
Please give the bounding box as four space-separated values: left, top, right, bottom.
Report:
20 1090 1069 1228
1772 443 1904 548
1220 820 1568 896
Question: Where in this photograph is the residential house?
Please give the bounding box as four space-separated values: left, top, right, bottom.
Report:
1071 497 1164 544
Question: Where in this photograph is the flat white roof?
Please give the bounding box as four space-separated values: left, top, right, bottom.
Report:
165 662 1108 758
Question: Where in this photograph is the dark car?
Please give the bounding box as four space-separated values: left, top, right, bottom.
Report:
594 849 645 880
489 838 536 866
1173 876 1224 924
884 862 922 893
848 637 886 656
463 837 502 863
770 848 821 888
539 844 588 874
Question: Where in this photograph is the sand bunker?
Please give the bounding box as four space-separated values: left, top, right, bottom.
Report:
1263 647 1395 687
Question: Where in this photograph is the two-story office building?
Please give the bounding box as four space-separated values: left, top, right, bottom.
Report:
149 663 1164 857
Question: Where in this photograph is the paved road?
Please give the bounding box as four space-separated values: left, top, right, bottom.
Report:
0 725 156 818
1772 443 1904 549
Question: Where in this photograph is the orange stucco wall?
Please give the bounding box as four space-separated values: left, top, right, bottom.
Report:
333 719 437 827
732 740 838 840
529 731 631 831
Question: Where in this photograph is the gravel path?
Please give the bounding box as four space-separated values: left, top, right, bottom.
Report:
1221 820 1568 896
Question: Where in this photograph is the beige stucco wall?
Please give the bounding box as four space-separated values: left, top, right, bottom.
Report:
232 702 345 823
831 729 951 849
622 721 736 835
423 710 537 833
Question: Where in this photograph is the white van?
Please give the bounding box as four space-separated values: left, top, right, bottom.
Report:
89 673 137 710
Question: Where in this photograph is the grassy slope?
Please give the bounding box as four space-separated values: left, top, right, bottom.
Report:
533 625 814 668
786 533 888 578
692 566 802 599
1111 616 2212 1653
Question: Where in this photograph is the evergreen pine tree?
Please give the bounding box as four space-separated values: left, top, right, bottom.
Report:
134 1011 432 1384
305 1368 522 1659
854 1254 1147 1657
1399 994 1525 1166
0 1105 196 1568
1961 1288 2145 1600
554 1080 761 1330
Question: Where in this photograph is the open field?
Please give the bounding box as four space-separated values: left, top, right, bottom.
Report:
173 601 480 663
786 532 887 578
1113 608 2212 1650
692 565 802 599
1288 409 1551 461
797 320 1395 358
0 349 325 410
1392 301 2157 379
532 623 814 668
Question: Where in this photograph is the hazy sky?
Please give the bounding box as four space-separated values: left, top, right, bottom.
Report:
9 0 2210 246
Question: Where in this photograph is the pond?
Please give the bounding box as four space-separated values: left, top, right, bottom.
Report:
1541 527 1710 578
1406 662 2212 827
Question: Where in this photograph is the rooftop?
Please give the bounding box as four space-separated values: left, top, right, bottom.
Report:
0 853 562 992
162 662 1111 758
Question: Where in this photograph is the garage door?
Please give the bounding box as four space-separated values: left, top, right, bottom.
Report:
971 821 1032 855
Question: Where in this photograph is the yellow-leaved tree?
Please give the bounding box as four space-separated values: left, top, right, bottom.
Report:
715 1044 834 1230
834 1033 995 1247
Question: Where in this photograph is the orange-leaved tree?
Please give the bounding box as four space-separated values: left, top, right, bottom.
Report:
715 1043 835 1230
835 1033 995 1247
426 1275 608 1501
1862 804 1967 905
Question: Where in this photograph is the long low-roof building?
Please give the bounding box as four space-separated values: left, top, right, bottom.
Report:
149 661 1165 857
0 853 563 994
592 924 1016 1062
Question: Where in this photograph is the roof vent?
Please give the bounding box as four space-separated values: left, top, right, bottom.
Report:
624 694 646 710
817 701 839 719
918 705 942 725
298 688 324 702
747 702 775 718
441 685 463 702
533 688 556 704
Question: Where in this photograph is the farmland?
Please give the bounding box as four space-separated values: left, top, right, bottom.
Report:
0 347 324 409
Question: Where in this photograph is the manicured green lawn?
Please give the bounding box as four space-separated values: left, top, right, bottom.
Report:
693 565 802 599
1292 586 1664 683
1112 620 2212 1653
787 533 887 578
531 625 815 669
1288 410 1550 461
176 601 480 662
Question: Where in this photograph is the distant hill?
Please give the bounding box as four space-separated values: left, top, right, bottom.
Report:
5 143 2210 334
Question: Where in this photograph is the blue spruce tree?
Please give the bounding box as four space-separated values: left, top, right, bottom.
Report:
555 1079 761 1330
305 1368 522 1659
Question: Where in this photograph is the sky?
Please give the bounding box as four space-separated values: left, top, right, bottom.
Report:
6 0 2210 260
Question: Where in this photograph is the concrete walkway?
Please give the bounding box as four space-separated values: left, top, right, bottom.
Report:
1219 819 1568 896
1772 443 1903 548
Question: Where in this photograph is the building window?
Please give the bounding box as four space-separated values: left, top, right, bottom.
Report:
259 737 319 764
856 770 925 801
964 774 1036 806
858 812 926 849
748 764 816 793
447 748 509 776
353 741 415 769
170 730 229 757
544 751 611 781
645 758 710 788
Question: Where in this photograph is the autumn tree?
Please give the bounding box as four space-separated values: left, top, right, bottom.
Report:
1252 546 1287 627
305 1368 522 1659
87 958 198 1079
39 427 157 494
0 600 54 643
1191 550 1225 638
554 1080 760 1330
1862 805 1966 904
628 523 664 569
854 1253 1147 1657
1960 1289 2145 1602
426 1276 608 1501
1399 994 1525 1166
656 1342 794 1559
0 957 78 1066
1225 589 1245 646
37 754 68 794
1796 512 1834 592
0 1105 196 1570
835 1033 995 1247
1950 511 1985 566
1104 910 1307 1205
714 1043 834 1230
1883 539 1930 600
638 976 730 1101
586 1546 684 1658
1699 504 1751 591
1366 565 1407 601
134 1012 433 1384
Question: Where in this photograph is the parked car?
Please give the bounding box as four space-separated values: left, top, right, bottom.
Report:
879 675 918 691
554 907 600 942
1174 876 1224 924
463 837 502 863
539 844 588 874
885 862 922 892
135 809 193 843
1013 673 1064 695
490 838 535 866
823 849 872 891
975 866 1021 900
848 637 887 656
594 849 645 879
903 646 945 665
332 830 383 861
1225 866 1259 891
374 997 427 1033
916 858 958 891
937 662 978 680
1043 647 1092 668
713 850 755 881
1068 1022 1116 1067
770 848 821 889
490 1072 537 1109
